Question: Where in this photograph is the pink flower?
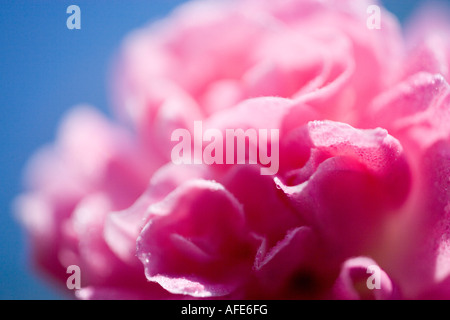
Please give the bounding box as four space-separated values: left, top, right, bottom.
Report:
16 0 450 300
112 0 403 155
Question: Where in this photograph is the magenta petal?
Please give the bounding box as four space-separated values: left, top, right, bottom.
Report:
307 120 404 176
423 141 450 283
405 36 449 80
71 193 116 283
276 120 410 256
205 96 293 133
392 140 450 298
253 226 337 299
136 179 260 297
330 257 398 300
368 72 450 155
254 227 315 296
223 165 303 248
104 163 210 264
405 2 450 83
75 284 175 300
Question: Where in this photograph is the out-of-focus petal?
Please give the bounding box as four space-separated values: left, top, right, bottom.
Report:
330 257 399 300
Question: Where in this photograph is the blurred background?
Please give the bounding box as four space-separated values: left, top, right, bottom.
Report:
0 0 447 299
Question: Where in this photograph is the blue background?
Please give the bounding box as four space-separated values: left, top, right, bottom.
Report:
0 0 447 299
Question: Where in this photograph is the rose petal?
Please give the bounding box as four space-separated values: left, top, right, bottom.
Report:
136 179 260 297
276 120 410 256
222 165 303 248
253 226 337 299
104 163 210 264
330 257 399 300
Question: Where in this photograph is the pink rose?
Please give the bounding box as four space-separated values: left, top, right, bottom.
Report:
16 0 450 300
112 0 403 155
